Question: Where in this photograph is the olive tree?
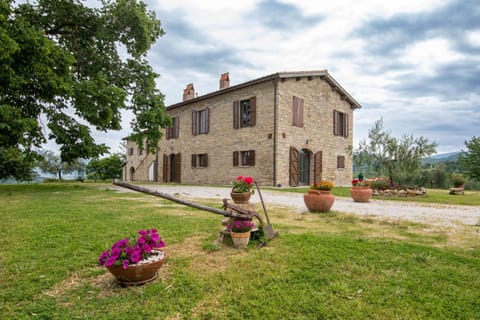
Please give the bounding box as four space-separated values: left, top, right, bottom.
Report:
355 119 437 185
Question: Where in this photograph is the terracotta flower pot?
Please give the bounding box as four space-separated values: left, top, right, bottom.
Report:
106 250 167 285
350 186 373 202
230 231 251 249
303 189 335 213
230 190 251 204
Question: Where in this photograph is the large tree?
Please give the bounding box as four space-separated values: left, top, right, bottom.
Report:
0 0 170 181
459 136 480 182
355 119 437 185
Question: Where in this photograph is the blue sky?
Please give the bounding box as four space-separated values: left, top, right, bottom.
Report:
92 0 480 154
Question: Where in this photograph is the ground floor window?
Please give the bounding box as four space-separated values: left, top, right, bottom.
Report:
233 150 256 167
192 153 208 168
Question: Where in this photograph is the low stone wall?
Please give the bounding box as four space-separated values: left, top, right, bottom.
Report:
372 187 426 197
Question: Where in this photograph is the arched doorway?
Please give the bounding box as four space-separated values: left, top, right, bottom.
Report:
129 167 135 181
299 149 311 185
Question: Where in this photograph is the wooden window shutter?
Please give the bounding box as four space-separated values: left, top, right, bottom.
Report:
249 150 255 166
314 151 322 183
337 155 345 169
175 153 181 182
192 111 198 136
191 154 197 167
292 96 298 126
333 110 338 136
166 127 170 140
250 96 256 126
289 147 299 186
343 113 348 137
175 117 179 138
205 108 210 134
204 154 208 167
233 101 240 129
299 98 304 127
233 151 239 167
162 154 168 182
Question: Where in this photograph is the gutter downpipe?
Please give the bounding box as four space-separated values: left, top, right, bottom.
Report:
273 77 278 187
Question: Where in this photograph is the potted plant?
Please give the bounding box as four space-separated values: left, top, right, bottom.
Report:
227 219 255 249
98 228 167 285
350 174 373 202
230 175 255 204
303 180 335 212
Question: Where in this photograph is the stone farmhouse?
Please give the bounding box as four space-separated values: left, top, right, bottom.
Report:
123 70 361 187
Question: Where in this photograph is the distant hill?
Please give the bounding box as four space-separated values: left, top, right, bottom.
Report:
422 151 462 164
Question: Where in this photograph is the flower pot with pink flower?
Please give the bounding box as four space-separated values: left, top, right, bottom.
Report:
98 229 167 286
227 219 255 249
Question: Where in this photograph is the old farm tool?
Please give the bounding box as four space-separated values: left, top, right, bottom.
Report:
254 181 276 240
112 181 277 240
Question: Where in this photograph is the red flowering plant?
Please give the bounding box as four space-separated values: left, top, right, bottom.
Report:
352 173 369 186
98 229 165 270
227 220 255 233
351 179 368 186
232 176 255 194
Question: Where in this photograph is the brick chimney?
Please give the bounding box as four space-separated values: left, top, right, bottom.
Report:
219 72 230 89
183 83 195 101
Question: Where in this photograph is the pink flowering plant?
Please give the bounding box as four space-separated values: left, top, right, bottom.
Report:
232 175 255 193
227 220 255 233
98 229 165 270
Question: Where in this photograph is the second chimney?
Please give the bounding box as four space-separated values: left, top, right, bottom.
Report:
219 72 230 89
183 83 195 101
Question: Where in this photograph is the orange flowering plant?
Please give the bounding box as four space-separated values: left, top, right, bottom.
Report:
310 180 335 191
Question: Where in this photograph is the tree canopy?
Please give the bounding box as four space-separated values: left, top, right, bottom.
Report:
0 0 170 181
355 119 437 185
459 136 480 182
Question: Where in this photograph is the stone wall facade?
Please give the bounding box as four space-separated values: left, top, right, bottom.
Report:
123 71 359 187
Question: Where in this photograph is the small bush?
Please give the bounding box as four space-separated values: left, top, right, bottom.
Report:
451 174 466 188
370 180 390 190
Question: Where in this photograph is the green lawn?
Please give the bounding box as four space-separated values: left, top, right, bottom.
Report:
1 183 479 319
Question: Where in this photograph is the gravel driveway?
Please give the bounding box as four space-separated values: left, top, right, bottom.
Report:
110 184 480 227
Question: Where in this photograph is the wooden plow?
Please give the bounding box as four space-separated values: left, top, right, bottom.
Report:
112 181 277 240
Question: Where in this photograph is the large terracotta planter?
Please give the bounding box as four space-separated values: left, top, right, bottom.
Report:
350 186 373 202
230 231 251 249
230 191 251 204
106 250 167 285
303 189 335 213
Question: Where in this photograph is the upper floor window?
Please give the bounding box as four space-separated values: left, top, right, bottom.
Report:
128 148 134 156
166 116 179 140
233 97 256 129
292 96 304 127
333 110 348 137
192 108 209 136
